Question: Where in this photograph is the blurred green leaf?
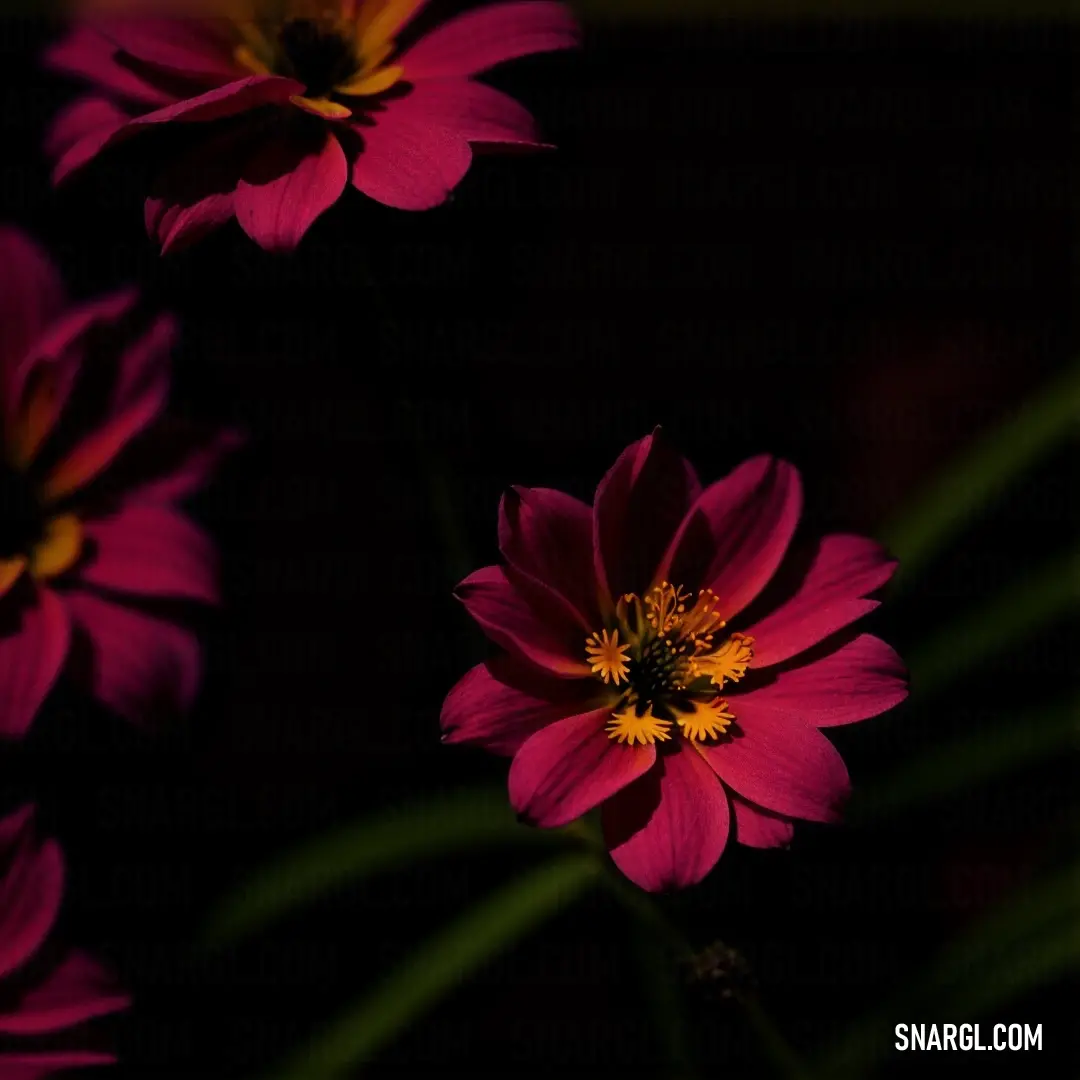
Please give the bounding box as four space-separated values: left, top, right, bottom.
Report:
574 0 1079 18
815 861 1080 1079
905 549 1079 698
259 853 601 1080
854 700 1079 818
201 786 566 948
882 358 1080 583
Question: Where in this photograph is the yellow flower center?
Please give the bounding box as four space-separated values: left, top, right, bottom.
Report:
0 466 83 584
30 514 84 581
230 0 415 117
585 582 754 746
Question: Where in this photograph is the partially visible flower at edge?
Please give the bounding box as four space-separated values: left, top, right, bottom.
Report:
0 226 237 738
441 430 908 892
43 0 582 253
0 805 129 1075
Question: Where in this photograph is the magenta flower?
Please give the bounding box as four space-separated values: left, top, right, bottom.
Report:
44 0 581 253
0 806 129 1076
0 227 232 737
442 432 908 892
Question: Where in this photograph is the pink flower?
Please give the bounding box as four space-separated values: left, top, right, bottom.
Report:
0 805 129 1076
44 0 581 253
0 226 234 737
442 431 908 892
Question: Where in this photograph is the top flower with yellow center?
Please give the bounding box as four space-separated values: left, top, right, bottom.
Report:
442 431 908 892
230 0 422 119
44 0 581 252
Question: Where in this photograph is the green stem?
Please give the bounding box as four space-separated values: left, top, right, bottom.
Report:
633 931 701 1080
596 856 809 1080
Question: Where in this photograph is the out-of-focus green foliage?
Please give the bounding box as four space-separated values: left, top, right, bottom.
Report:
814 861 1080 1079
905 549 1080 698
201 786 562 948
881 358 1080 584
258 853 601 1080
854 700 1079 819
574 0 1078 19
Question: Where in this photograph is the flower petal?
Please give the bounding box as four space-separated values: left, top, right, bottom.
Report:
0 587 70 740
593 429 702 605
93 17 241 82
144 124 256 254
0 812 62 981
602 744 730 891
65 591 201 727
121 427 243 504
510 707 654 828
80 504 219 604
4 287 138 469
52 77 303 186
386 78 544 145
0 1053 116 1079
746 534 898 666
351 107 472 210
43 27 180 107
455 565 590 677
662 455 802 621
0 228 66 389
110 421 245 505
730 794 794 849
499 486 599 629
732 634 907 727
236 129 348 252
696 709 850 823
441 659 589 756
0 950 130 1036
399 1 581 80
146 186 236 255
42 311 176 502
46 97 131 185
126 74 302 128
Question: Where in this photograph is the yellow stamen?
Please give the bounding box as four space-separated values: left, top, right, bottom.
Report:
357 0 425 56
606 705 672 747
355 39 394 74
290 94 353 118
336 63 402 96
644 580 691 636
234 43 271 75
29 515 83 581
585 628 631 685
674 698 735 743
590 580 752 749
0 557 26 596
694 632 755 689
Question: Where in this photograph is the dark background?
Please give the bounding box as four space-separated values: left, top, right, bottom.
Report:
1 11 1076 1078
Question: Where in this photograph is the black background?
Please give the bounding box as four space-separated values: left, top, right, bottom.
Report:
0 11 1076 1079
